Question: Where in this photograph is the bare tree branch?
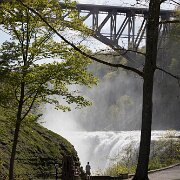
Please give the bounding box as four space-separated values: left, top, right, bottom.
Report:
156 66 180 80
113 48 146 56
93 48 145 57
21 90 38 121
159 20 180 24
160 0 167 4
171 0 180 6
18 0 143 77
12 0 180 81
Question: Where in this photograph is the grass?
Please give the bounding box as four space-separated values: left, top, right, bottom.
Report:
0 112 80 179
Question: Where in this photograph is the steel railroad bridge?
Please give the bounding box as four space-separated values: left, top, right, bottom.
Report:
0 2 175 64
62 3 175 65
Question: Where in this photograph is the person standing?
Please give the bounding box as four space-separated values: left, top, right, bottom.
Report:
85 162 91 180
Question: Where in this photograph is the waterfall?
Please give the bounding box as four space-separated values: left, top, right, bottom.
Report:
58 131 141 171
42 105 180 173
58 130 180 172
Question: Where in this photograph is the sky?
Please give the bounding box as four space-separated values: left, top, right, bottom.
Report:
76 0 178 9
70 0 178 51
0 0 177 44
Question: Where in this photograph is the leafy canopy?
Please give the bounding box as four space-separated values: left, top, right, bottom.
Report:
0 0 97 121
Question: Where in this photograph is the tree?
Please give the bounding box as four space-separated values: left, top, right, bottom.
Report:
13 0 180 179
0 0 97 179
132 0 160 178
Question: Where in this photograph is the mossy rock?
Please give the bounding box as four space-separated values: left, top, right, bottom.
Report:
0 117 80 179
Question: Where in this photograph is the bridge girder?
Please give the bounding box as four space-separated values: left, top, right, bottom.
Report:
75 4 174 52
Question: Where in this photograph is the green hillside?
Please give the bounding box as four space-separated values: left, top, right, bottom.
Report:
0 114 80 179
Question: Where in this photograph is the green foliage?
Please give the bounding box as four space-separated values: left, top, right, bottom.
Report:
0 0 96 178
149 130 180 170
0 0 97 119
170 10 180 42
104 130 180 176
148 157 164 170
105 164 131 176
89 53 126 78
78 53 139 131
104 142 138 176
0 112 79 179
167 10 180 75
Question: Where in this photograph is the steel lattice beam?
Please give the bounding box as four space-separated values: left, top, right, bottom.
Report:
76 4 173 48
68 3 175 65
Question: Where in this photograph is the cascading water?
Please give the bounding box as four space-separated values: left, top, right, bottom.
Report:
57 131 141 171
42 106 180 173
42 59 180 173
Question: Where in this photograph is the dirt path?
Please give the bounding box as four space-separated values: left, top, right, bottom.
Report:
129 164 180 180
148 165 180 180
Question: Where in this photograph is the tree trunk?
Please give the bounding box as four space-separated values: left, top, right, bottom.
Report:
9 82 25 180
9 121 21 180
133 0 160 179
133 70 155 180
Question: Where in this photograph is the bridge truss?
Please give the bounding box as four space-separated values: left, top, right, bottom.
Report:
68 4 175 64
76 4 174 49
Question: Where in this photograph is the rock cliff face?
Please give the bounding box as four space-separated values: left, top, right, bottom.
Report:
0 117 80 179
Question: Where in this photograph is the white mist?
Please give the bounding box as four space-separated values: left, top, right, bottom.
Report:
42 104 180 174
